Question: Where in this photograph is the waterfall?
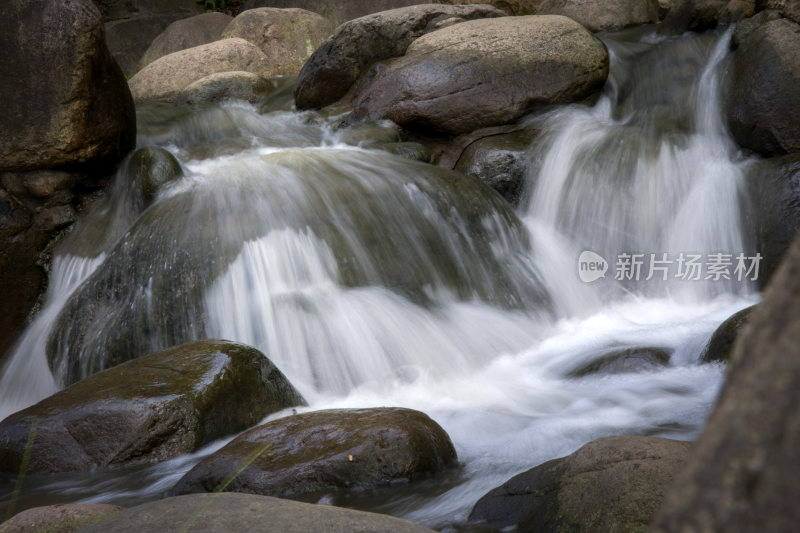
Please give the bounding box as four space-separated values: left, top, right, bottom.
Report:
0 27 757 529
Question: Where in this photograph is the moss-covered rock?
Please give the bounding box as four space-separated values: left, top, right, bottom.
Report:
469 436 691 532
0 340 305 473
171 408 456 500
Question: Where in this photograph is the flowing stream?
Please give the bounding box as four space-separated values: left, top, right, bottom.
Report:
0 27 758 529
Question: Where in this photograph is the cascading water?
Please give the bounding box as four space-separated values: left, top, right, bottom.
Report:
0 26 758 529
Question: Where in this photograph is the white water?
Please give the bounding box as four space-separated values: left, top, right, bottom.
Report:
0 27 758 529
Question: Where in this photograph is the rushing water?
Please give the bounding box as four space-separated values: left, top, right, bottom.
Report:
0 27 758 529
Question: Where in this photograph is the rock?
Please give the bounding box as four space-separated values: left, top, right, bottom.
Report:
171 408 456 500
176 71 275 106
731 8 782 48
138 13 233 70
129 38 272 104
294 4 507 110
0 504 123 533
649 229 800 532
241 0 533 23
658 0 677 18
126 147 184 205
77 493 436 533
746 154 800 285
221 8 334 78
0 0 135 360
700 306 756 363
568 347 672 377
0 0 135 173
726 19 800 157
454 129 538 205
659 0 755 34
0 340 305 473
469 436 691 532
376 142 433 163
101 0 205 78
535 0 660 32
354 15 609 136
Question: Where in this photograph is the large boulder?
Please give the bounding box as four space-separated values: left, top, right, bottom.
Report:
0 0 135 173
138 12 233 70
536 0 660 31
294 3 507 109
469 436 691 532
650 226 800 531
128 38 272 103
354 15 609 136
700 305 756 363
0 504 123 533
221 8 334 78
0 0 135 360
726 18 800 157
746 154 800 285
0 340 305 473
77 493 436 533
171 408 457 500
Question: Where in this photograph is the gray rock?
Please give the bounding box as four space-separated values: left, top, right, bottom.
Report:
650 223 800 532
221 8 335 78
568 346 672 377
730 8 782 48
294 4 507 110
177 71 275 105
171 408 456 500
0 340 305 473
536 0 660 32
354 15 609 135
454 129 537 205
726 18 800 157
700 306 756 363
128 38 273 104
659 0 754 34
470 436 691 532
77 493 436 533
0 504 123 533
138 13 233 70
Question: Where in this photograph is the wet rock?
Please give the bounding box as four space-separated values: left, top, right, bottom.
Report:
176 71 275 106
0 504 123 533
126 147 184 205
469 436 691 532
659 0 754 33
700 305 756 363
222 8 334 78
77 493 436 533
650 227 800 532
138 13 233 70
294 4 506 110
746 154 800 286
171 408 456 500
726 18 800 157
376 142 433 163
536 0 660 32
454 129 538 205
568 347 672 377
354 15 608 136
0 0 135 360
730 9 782 48
129 38 272 104
0 340 305 473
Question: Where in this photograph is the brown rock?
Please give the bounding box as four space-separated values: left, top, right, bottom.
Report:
0 504 123 533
